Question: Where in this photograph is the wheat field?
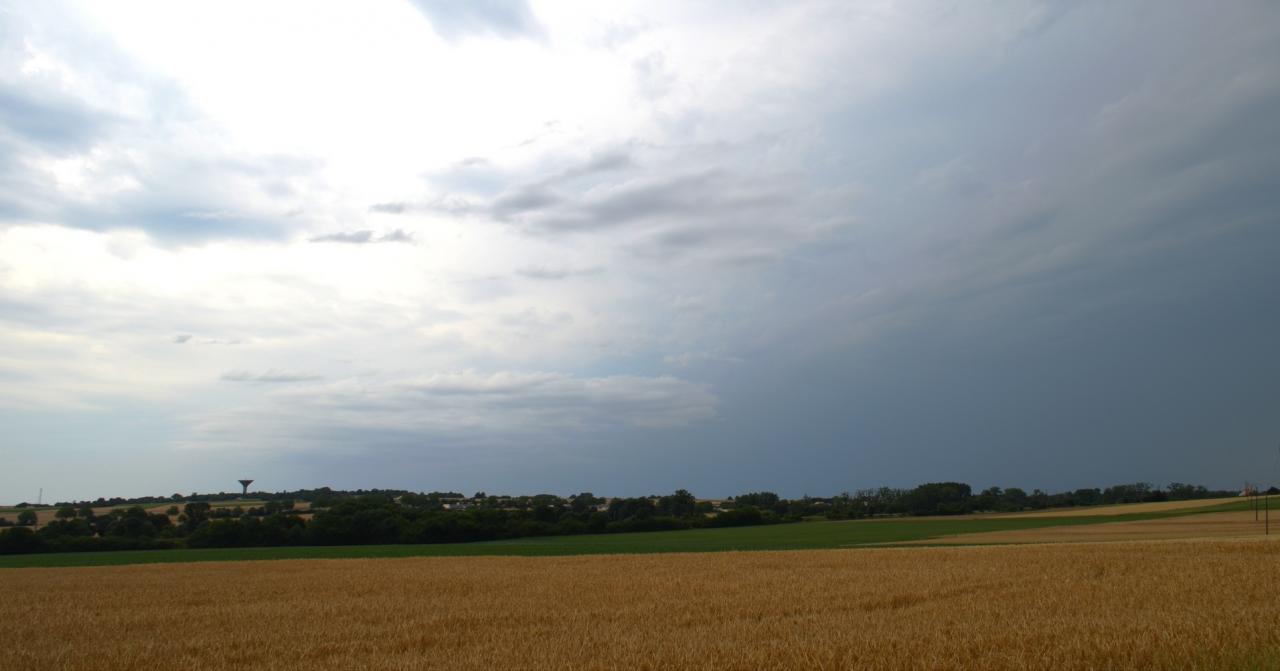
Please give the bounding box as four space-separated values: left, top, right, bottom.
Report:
3 537 1278 670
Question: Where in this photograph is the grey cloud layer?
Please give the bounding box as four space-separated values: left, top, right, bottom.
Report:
309 229 415 244
411 144 854 264
186 371 716 452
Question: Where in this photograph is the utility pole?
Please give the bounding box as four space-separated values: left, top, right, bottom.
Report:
1253 483 1259 521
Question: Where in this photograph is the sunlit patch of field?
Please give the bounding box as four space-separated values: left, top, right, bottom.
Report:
2 538 1278 670
896 509 1275 545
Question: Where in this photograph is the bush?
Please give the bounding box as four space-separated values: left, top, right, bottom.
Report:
0 527 46 554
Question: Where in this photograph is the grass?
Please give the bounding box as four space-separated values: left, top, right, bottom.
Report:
2 537 1278 670
0 499 1252 568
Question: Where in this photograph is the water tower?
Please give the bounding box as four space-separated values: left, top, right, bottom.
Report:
238 479 254 498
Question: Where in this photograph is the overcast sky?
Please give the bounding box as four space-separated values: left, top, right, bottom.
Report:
2 1 1278 503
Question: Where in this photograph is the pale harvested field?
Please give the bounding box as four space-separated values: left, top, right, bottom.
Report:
3 538 1279 670
899 509 1274 546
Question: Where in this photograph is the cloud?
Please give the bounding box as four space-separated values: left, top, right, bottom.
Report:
481 162 853 264
405 0 544 41
379 229 415 243
663 350 744 368
0 85 115 152
5 2 1280 499
221 369 324 383
516 266 603 281
491 184 563 219
0 9 323 243
185 370 717 451
556 147 634 180
309 229 415 244
310 230 374 244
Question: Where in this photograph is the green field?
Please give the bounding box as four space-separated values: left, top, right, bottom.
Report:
0 500 1251 568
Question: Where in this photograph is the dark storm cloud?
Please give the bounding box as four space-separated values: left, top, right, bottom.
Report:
684 1 1280 495
405 0 544 41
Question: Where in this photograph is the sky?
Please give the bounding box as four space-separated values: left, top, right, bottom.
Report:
1 1 1278 503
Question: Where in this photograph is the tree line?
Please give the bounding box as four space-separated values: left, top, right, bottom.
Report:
0 489 784 555
0 481 1243 556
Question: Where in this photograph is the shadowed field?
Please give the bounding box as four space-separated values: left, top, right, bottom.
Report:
993 496 1242 518
2 537 1278 670
897 509 1274 545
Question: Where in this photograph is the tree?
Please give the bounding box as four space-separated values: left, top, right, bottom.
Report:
903 482 972 515
0 527 44 554
182 501 211 532
1003 487 1029 510
570 492 600 514
734 492 780 508
16 510 37 526
55 506 77 520
658 489 697 518
607 497 655 521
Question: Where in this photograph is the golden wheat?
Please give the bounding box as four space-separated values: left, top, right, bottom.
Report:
2 537 1278 670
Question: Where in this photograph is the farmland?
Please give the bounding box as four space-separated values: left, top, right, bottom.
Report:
897 508 1275 545
2 537 1278 670
2 499 1273 669
0 497 1258 568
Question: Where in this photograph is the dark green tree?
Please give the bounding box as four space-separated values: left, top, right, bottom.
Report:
181 501 211 531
